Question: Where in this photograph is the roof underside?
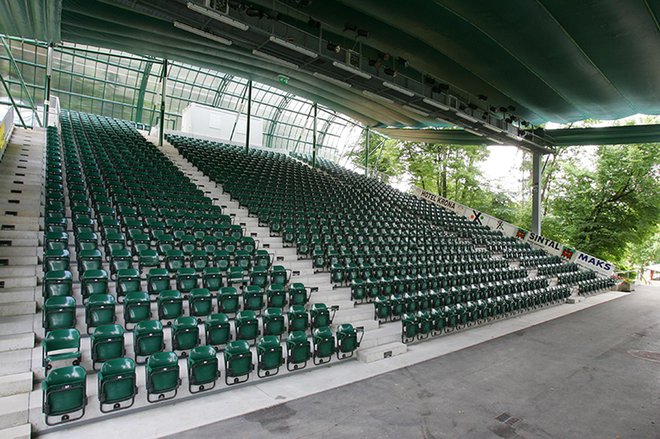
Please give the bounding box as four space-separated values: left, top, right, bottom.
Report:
1 0 658 133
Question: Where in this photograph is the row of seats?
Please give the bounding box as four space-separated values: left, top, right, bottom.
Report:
43 321 362 425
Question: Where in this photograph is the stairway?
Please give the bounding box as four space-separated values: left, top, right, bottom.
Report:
151 135 407 362
0 127 47 439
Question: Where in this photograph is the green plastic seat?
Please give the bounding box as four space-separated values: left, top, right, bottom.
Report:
176 267 199 294
214 285 239 314
43 296 77 331
44 249 70 272
81 269 108 303
205 313 231 348
45 231 68 251
43 270 73 299
187 345 219 393
91 324 125 370
261 307 285 338
146 351 181 402
312 326 335 365
243 285 264 313
286 330 311 371
139 249 160 271
248 266 267 288
374 296 391 322
266 284 287 308
310 303 337 329
116 268 142 302
133 320 164 364
188 288 213 320
401 313 419 343
224 340 253 385
227 266 248 287
147 268 171 296
42 365 87 426
109 248 133 278
123 291 151 330
171 316 200 353
164 249 185 273
270 265 289 285
288 283 310 306
202 267 223 292
42 328 81 373
336 323 364 359
85 293 116 334
77 249 103 274
157 290 183 322
254 249 272 269
287 305 309 332
257 335 284 378
98 357 137 412
236 310 259 343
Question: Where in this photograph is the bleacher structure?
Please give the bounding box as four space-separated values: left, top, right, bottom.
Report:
0 111 614 435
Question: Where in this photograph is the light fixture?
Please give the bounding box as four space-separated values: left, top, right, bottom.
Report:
173 21 232 46
422 98 450 111
464 128 483 137
507 133 524 141
187 2 249 31
362 90 393 104
403 105 429 117
313 72 352 89
435 117 453 125
252 50 299 70
457 112 480 123
487 137 504 144
382 81 415 97
332 61 372 79
483 123 504 133
268 36 318 58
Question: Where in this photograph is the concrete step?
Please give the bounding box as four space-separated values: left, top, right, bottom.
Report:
0 424 31 439
0 316 34 338
0 349 33 376
0 393 29 429
357 341 407 363
0 266 37 278
0 288 37 305
0 256 38 266
0 216 39 232
0 301 35 317
0 276 36 289
0 231 39 241
0 373 32 397
359 323 401 349
0 247 38 258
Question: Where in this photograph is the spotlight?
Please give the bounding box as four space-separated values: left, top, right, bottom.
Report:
384 67 396 76
357 29 369 38
308 17 321 28
468 103 478 110
398 57 410 68
478 94 488 101
368 58 377 67
327 42 341 53
344 23 358 32
499 106 508 113
437 83 449 91
505 117 512 124
508 105 516 111
246 7 262 17
424 76 436 85
521 120 530 127
489 106 497 112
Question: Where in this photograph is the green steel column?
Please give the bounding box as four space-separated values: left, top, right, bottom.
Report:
365 127 370 176
0 73 27 128
134 61 154 125
159 59 167 146
531 151 543 235
246 80 252 153
0 36 42 127
43 45 53 126
312 102 318 168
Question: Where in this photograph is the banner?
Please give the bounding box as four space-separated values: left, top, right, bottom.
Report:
411 186 616 277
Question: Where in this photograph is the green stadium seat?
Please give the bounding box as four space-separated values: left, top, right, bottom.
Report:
217 286 240 315
224 340 253 385
80 269 108 303
288 283 310 306
205 313 231 348
176 267 199 294
42 365 87 425
91 324 125 370
286 331 311 371
235 310 259 343
257 335 284 378
243 285 264 313
287 305 309 332
147 268 171 296
335 323 364 359
98 358 137 412
202 267 223 292
44 249 70 272
116 268 142 302
43 296 77 331
261 307 285 338
133 320 164 364
187 345 220 393
85 293 116 334
171 316 200 353
310 303 337 329
42 270 73 299
312 326 335 365
146 351 181 402
266 284 287 308
157 290 184 322
42 329 81 373
188 288 213 320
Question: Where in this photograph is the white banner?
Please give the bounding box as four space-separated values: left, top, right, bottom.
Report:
411 187 615 276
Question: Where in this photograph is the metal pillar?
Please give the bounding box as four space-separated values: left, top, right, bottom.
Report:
0 36 42 127
0 73 27 127
159 59 167 146
365 127 370 176
531 151 543 235
245 80 252 153
312 102 318 168
44 44 53 126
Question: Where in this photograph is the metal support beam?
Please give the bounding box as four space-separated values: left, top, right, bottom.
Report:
312 102 318 168
135 61 153 125
159 59 167 146
246 80 252 153
229 84 249 143
1 35 42 127
365 127 370 176
0 73 27 128
44 44 53 126
531 151 543 236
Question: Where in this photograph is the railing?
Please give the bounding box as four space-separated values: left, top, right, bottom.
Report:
410 186 617 277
